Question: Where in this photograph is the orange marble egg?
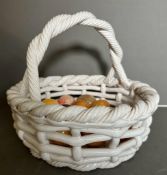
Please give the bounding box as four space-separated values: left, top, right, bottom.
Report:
73 99 91 108
91 99 110 107
78 95 96 104
49 130 71 147
73 95 96 108
58 95 74 106
42 98 59 105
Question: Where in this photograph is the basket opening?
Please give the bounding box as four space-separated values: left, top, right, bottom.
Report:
40 82 134 108
49 140 72 148
38 75 135 108
119 138 133 145
48 130 111 148
49 130 72 147
81 132 109 148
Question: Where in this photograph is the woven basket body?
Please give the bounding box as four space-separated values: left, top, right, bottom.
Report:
7 11 159 171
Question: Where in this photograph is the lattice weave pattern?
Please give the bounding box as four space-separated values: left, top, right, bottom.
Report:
7 11 159 171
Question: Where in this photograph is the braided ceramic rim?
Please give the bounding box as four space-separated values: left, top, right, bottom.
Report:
7 76 159 125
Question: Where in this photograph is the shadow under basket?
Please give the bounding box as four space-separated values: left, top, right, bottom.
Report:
6 11 159 171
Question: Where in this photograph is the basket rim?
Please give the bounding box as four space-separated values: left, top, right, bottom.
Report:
7 75 159 125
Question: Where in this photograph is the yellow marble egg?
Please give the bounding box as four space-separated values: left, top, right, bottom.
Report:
42 98 59 105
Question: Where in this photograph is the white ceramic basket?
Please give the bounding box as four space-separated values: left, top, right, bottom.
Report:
7 11 159 171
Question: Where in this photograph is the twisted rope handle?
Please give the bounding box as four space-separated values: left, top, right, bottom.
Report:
20 11 130 101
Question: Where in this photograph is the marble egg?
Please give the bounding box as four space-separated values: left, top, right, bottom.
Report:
58 95 74 106
73 95 96 108
73 99 91 108
91 99 110 107
78 95 96 105
42 98 59 105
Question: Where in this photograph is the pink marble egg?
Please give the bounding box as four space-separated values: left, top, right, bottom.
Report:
58 95 74 106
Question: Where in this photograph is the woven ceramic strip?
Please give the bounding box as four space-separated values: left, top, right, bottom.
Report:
7 11 159 171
